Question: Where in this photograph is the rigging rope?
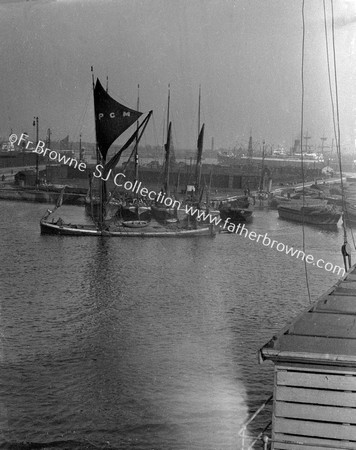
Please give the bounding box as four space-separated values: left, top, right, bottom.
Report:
72 87 91 142
326 0 352 271
300 0 312 304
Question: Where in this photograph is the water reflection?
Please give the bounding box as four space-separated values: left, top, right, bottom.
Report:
0 202 348 448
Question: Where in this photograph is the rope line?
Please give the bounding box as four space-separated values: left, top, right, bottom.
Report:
329 0 352 269
300 0 312 304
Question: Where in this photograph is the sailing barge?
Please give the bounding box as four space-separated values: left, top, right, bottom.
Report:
40 75 215 237
277 202 341 226
40 217 214 237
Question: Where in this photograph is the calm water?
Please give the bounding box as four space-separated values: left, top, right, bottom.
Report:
0 201 347 449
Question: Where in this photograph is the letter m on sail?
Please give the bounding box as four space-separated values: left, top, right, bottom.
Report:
94 79 141 160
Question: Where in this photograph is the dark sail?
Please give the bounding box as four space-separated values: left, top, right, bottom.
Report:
195 123 204 192
103 111 152 177
163 122 172 194
94 79 142 160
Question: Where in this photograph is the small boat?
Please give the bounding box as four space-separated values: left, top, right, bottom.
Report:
218 195 253 226
277 202 341 226
116 202 152 222
222 195 250 209
151 202 178 224
219 206 253 225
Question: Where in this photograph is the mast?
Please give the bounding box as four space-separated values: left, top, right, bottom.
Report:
79 133 82 162
33 116 39 188
198 84 201 137
92 72 145 226
47 128 51 149
91 66 105 228
163 122 171 195
91 68 99 166
166 83 170 141
194 86 204 200
175 167 180 197
195 124 204 199
163 85 171 195
206 167 213 208
134 84 140 184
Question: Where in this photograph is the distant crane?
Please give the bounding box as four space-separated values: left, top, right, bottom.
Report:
303 132 311 153
320 135 328 155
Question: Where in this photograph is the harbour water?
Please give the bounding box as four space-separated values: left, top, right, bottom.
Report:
0 201 347 449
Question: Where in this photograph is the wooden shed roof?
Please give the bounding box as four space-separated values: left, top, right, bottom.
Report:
260 265 356 366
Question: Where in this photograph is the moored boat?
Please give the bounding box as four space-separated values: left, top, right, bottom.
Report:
277 202 341 226
40 74 215 238
219 206 253 224
0 185 86 205
218 195 253 226
40 215 214 237
270 194 328 208
115 201 152 222
151 202 178 224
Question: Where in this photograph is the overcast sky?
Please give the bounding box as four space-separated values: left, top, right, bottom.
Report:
0 0 355 153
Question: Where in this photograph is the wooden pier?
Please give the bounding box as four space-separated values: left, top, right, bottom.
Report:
259 264 356 449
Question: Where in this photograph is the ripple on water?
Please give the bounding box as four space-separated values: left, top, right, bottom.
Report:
0 202 346 448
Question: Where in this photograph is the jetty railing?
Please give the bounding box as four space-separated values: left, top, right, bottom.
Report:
238 394 272 449
238 394 354 449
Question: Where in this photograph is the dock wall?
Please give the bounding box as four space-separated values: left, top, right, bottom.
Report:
45 163 322 191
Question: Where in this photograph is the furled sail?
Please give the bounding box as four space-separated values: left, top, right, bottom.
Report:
163 121 172 194
94 79 142 160
195 123 204 192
